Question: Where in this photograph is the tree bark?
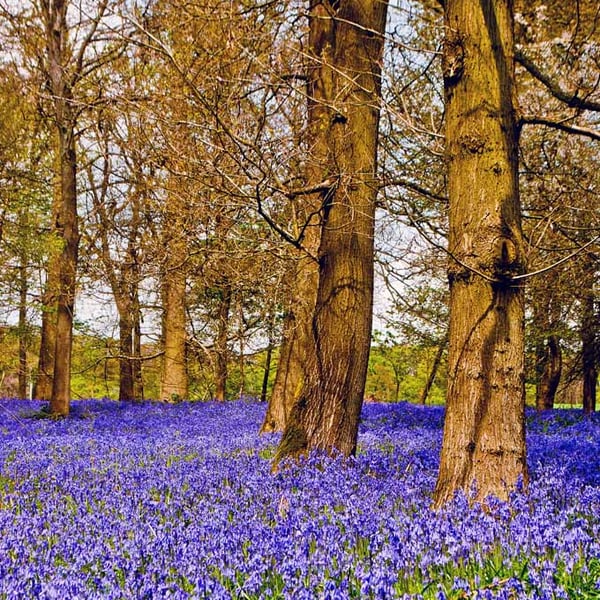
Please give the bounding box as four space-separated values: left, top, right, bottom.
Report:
581 277 597 414
160 217 188 401
18 261 28 399
34 139 63 401
115 284 144 402
261 342 274 404
261 254 318 431
132 293 144 401
274 0 388 462
160 270 188 401
118 310 135 400
536 334 562 410
259 310 277 403
420 336 447 404
533 280 562 411
34 281 56 400
214 283 231 402
433 0 528 505
37 0 83 416
50 123 79 416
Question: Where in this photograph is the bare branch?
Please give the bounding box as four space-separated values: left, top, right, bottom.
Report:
381 177 448 203
521 115 600 142
255 188 319 262
107 350 165 362
73 0 109 81
516 50 600 112
512 234 600 281
272 178 338 199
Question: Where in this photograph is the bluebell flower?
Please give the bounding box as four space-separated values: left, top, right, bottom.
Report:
1 398 600 598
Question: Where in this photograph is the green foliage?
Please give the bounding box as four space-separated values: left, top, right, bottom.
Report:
365 338 446 404
69 331 120 399
0 326 37 397
187 346 277 401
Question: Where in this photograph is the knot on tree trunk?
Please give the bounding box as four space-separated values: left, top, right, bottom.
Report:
491 235 523 280
448 228 524 284
443 29 465 86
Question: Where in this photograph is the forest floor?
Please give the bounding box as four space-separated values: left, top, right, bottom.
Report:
0 399 599 599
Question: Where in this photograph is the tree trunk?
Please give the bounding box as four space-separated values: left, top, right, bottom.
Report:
274 0 388 462
92 150 146 402
114 281 144 402
38 0 81 416
532 271 562 411
420 336 447 404
260 254 318 431
159 199 188 401
18 261 28 399
581 282 597 414
433 0 528 506
118 309 135 401
260 311 276 403
34 284 56 400
50 126 79 416
214 284 232 402
34 163 62 401
261 342 274 404
536 334 562 411
160 263 188 401
132 294 144 401
116 296 145 402
237 305 246 398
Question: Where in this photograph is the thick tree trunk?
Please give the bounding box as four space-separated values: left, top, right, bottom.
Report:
115 283 143 402
34 165 62 401
160 265 188 401
214 284 231 402
261 254 318 431
582 358 597 415
274 0 388 462
159 204 188 401
102 274 145 402
433 0 528 505
38 0 81 416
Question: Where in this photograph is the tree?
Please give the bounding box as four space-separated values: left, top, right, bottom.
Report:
531 273 563 411
159 181 189 402
85 114 148 402
516 0 600 412
260 209 321 431
39 0 86 414
2 0 126 414
126 0 294 402
433 0 528 505
0 61 52 399
274 0 389 462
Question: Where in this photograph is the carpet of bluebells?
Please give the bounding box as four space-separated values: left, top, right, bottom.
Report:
1 399 600 599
